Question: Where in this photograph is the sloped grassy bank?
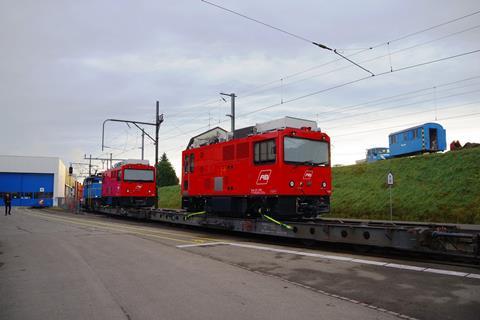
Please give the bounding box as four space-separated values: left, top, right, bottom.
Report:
329 147 480 224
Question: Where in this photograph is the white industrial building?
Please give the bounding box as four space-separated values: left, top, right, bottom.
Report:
0 155 67 207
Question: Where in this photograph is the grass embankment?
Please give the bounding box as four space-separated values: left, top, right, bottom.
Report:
158 148 480 224
329 147 480 224
158 185 181 209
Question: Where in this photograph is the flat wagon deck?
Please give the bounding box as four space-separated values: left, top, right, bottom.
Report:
98 206 480 263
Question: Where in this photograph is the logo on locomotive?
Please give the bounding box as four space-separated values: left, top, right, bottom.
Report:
256 170 272 185
303 170 313 180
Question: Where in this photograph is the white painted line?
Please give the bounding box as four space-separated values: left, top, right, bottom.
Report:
228 243 356 261
351 259 387 266
229 242 301 254
423 268 469 277
176 242 227 248
194 242 480 280
385 263 426 272
320 255 354 262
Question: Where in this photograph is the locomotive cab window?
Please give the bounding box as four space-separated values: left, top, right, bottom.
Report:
184 154 194 173
254 139 276 164
123 169 154 182
390 135 397 144
184 155 190 173
284 137 329 165
412 129 419 139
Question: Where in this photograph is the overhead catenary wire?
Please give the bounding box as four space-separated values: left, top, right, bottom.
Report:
164 11 480 127
320 75 480 118
234 13 480 100
324 87 480 128
326 98 480 131
200 0 375 76
159 49 480 146
238 23 480 102
237 49 480 117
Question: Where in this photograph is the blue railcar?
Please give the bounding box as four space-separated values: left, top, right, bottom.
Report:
389 123 446 157
82 175 103 212
366 147 390 163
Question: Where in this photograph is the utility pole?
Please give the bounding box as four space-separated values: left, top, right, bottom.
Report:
88 154 92 176
155 101 160 174
154 101 164 209
101 101 164 208
220 92 236 133
141 129 145 160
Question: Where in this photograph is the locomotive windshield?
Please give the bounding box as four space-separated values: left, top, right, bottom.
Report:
284 137 329 165
123 169 154 182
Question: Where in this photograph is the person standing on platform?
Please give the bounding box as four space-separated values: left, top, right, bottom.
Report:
3 193 12 215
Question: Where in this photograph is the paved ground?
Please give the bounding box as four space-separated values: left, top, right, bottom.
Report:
1 207 479 320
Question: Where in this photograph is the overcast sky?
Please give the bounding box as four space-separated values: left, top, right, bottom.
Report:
1 0 479 177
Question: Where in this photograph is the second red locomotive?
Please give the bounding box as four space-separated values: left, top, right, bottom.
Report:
181 117 331 219
102 160 156 207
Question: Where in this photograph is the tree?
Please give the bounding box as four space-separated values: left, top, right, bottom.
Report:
156 153 179 187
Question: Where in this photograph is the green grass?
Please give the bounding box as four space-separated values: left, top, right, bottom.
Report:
157 148 480 223
158 185 181 209
329 147 480 224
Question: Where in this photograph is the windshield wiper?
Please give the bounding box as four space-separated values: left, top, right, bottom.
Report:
292 160 315 167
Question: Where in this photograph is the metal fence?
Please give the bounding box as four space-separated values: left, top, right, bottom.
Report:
57 197 81 213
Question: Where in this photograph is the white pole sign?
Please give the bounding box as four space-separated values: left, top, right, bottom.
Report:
387 172 394 185
387 172 394 220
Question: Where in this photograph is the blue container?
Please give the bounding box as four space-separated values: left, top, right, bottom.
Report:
366 147 390 163
389 123 446 157
0 172 54 207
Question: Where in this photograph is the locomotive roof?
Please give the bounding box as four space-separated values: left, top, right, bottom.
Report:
389 122 444 136
186 126 228 149
186 117 319 150
113 159 150 167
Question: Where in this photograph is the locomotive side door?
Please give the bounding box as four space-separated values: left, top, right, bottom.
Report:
429 128 438 150
182 154 192 195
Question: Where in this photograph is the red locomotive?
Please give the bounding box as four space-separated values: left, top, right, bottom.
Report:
181 117 331 219
102 160 156 207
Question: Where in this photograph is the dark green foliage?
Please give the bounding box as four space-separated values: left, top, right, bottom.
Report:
156 153 179 187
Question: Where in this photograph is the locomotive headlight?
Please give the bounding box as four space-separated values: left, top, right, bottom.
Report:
321 181 327 188
289 180 295 187
126 189 130 193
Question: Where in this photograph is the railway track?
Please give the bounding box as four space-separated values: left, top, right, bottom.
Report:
93 206 480 265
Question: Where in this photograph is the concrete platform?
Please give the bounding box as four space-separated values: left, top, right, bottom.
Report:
1 207 479 320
